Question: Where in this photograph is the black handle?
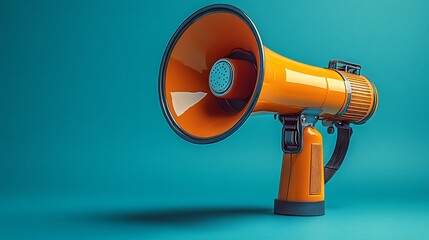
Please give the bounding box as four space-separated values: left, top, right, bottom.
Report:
324 123 353 183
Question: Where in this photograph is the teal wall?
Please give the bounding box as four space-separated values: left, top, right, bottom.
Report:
1 0 429 239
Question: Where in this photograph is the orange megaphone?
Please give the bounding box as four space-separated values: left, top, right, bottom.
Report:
159 4 378 216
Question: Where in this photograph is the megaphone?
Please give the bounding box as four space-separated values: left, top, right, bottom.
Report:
159 4 378 216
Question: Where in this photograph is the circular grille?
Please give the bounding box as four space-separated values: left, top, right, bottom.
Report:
209 59 234 96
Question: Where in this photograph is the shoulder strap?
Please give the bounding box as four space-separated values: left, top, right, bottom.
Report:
324 123 353 183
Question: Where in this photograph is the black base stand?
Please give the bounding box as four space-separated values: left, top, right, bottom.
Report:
274 199 325 216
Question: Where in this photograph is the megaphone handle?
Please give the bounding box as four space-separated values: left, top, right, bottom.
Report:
274 126 325 216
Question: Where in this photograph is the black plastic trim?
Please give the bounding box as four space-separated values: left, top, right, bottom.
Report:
274 199 325 216
324 123 353 183
159 4 265 144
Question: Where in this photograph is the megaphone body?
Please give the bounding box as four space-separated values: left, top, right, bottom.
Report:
159 4 378 216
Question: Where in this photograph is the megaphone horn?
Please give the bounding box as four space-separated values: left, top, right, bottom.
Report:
159 4 378 216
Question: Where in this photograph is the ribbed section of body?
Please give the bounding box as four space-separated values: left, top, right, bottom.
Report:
339 72 374 123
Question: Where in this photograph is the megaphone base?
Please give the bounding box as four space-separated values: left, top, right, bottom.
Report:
274 199 325 216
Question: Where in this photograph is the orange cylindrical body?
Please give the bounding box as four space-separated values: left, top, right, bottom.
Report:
161 7 378 139
278 126 324 202
254 47 347 118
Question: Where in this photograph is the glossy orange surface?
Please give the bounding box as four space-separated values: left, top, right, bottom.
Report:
254 47 348 117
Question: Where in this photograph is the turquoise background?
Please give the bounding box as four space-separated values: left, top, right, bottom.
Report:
1 0 428 239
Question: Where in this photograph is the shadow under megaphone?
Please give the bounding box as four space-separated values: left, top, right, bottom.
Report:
82 206 272 226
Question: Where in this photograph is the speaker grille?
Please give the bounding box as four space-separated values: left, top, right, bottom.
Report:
209 59 233 96
339 72 374 123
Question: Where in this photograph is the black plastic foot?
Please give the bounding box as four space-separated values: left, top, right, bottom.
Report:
274 199 325 216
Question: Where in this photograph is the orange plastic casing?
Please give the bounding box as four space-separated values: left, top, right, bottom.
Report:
278 127 324 203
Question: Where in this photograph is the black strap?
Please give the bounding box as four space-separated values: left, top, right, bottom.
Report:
324 123 353 183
